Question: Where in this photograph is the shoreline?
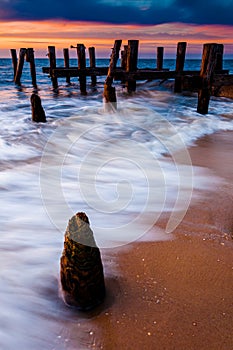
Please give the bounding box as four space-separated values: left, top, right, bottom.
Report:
94 130 233 350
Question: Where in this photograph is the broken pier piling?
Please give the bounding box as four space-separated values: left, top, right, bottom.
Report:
26 48 37 87
63 48 70 84
60 212 105 310
14 48 27 85
30 93 46 123
174 42 187 93
89 46 97 87
103 39 122 106
48 46 58 89
197 43 223 114
126 40 139 93
10 49 17 80
77 44 87 95
11 47 37 87
156 47 164 71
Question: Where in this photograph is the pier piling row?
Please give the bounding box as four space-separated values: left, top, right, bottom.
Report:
10 41 233 114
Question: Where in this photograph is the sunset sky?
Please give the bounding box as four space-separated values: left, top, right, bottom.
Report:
0 0 233 58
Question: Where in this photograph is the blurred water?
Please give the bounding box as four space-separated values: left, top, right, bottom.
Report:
0 58 233 349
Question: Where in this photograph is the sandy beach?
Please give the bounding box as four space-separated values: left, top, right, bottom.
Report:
89 131 233 350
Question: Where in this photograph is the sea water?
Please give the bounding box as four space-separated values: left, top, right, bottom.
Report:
0 58 233 349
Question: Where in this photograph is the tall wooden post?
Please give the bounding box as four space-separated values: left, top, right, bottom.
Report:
126 40 139 93
63 48 70 84
77 44 87 95
157 47 164 70
215 44 224 72
14 48 27 85
26 48 37 87
174 42 187 93
197 43 220 114
10 49 17 80
121 45 128 70
48 46 58 89
104 39 122 107
89 47 97 87
120 45 128 84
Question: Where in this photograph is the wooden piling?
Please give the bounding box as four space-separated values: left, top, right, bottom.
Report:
60 212 105 310
121 45 128 70
77 44 87 95
215 44 224 72
120 45 128 84
174 42 187 93
157 47 164 70
105 40 122 86
89 47 97 87
175 42 187 72
63 48 70 84
126 40 139 93
26 48 37 87
197 43 221 114
31 93 46 123
104 39 122 106
10 49 17 79
14 48 27 85
48 46 58 89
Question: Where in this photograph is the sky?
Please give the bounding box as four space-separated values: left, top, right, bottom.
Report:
0 0 233 58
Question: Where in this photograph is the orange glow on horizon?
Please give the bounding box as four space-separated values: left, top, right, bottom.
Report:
0 20 233 58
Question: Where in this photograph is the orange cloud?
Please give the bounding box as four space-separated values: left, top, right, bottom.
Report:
0 20 232 58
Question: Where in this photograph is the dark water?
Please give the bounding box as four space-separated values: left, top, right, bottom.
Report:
0 58 233 349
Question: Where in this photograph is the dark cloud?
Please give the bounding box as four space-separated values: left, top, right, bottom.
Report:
0 0 233 25
173 0 233 24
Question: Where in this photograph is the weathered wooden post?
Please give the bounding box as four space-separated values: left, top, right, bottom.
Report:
26 48 37 87
120 45 128 84
30 93 46 123
215 44 224 72
104 39 122 108
77 44 87 95
60 212 105 310
10 49 17 79
126 40 139 93
174 42 187 93
14 48 27 85
121 45 128 70
63 48 70 84
197 43 220 114
157 47 164 70
89 47 97 87
48 46 58 89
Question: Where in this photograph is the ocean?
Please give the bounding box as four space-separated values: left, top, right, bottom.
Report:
0 58 233 349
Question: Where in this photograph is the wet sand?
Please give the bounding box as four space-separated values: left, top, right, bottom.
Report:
93 131 233 350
